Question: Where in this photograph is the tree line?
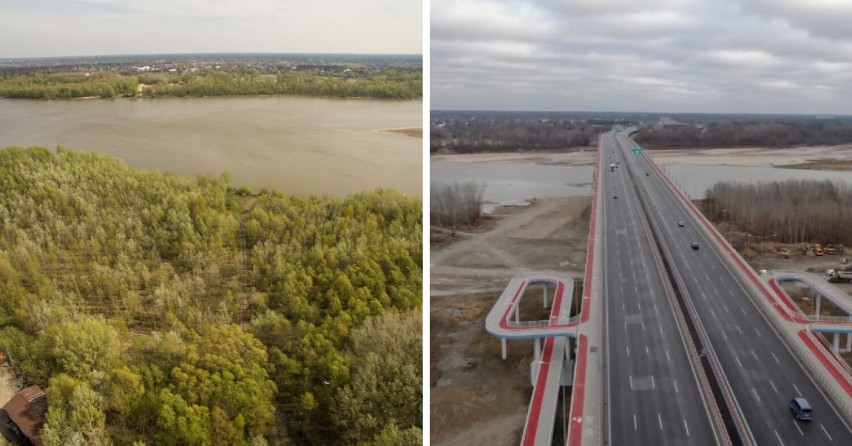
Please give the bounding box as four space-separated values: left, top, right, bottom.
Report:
0 67 422 100
703 179 852 246
635 121 852 149
430 182 486 230
0 146 422 445
431 118 604 153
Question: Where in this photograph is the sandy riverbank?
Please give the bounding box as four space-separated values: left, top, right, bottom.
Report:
431 144 852 170
381 127 422 138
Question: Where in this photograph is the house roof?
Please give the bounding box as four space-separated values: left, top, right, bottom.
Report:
2 386 47 446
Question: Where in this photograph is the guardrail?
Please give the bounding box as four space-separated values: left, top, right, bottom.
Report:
645 149 852 427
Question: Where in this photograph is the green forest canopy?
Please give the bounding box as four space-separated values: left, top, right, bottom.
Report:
0 146 422 445
0 67 422 100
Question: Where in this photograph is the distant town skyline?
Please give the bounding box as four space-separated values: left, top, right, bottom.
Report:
432 0 852 114
0 0 422 58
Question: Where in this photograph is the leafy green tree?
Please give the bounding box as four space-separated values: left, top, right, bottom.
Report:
42 380 111 446
334 310 421 444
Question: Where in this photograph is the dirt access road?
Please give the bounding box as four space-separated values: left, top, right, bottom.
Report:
430 196 591 446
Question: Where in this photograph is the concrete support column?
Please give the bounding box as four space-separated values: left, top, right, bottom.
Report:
815 293 821 318
543 285 548 309
846 333 851 352
501 338 507 360
833 332 840 353
534 338 541 361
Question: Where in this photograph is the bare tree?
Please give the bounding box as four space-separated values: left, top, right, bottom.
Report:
430 182 486 233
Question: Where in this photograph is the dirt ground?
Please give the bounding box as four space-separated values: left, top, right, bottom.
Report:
431 144 852 171
430 196 591 445
0 367 20 446
648 144 852 169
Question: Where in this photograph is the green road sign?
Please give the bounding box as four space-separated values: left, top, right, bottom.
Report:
632 149 642 154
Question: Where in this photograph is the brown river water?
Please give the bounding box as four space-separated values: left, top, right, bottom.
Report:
0 97 422 196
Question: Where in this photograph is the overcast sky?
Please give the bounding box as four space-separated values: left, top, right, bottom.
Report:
0 0 422 58
432 0 852 114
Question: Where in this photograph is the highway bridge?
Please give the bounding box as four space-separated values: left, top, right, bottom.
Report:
488 130 852 445
607 130 852 445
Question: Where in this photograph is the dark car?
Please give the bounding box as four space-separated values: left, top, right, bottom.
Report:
613 195 618 199
678 221 685 227
790 398 813 421
691 242 699 250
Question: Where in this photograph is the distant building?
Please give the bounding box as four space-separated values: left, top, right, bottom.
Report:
1 386 47 446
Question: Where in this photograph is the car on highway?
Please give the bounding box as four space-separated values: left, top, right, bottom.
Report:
613 195 618 199
691 242 699 250
790 398 813 421
678 221 685 227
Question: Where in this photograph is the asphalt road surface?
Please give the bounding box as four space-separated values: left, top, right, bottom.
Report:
601 132 717 445
614 131 852 445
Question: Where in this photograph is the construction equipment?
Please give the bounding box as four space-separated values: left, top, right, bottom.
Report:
824 245 836 255
815 244 824 256
776 247 790 259
802 245 816 258
826 269 852 283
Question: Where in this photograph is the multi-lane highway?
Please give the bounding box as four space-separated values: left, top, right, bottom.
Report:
611 130 852 445
599 131 718 445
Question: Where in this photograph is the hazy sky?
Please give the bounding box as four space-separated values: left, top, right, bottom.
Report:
432 0 852 114
0 0 422 57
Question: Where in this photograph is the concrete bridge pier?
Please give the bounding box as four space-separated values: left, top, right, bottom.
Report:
502 338 507 360
534 338 541 361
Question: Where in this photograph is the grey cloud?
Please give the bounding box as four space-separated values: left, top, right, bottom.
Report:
432 0 852 113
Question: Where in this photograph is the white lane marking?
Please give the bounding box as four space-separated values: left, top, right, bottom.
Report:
751 350 759 361
654 303 658 313
820 423 833 441
634 413 638 430
646 345 650 357
769 380 778 394
724 305 730 313
740 307 747 315
772 352 780 364
754 327 762 337
774 430 786 446
627 345 630 357
666 349 671 363
658 413 663 430
642 321 645 332
792 420 803 436
623 302 626 311
793 383 802 395
735 325 743 334
630 375 634 390
722 330 728 341
659 325 664 336
735 356 743 368
752 388 761 403
651 375 655 389
673 379 679 393
683 419 690 436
